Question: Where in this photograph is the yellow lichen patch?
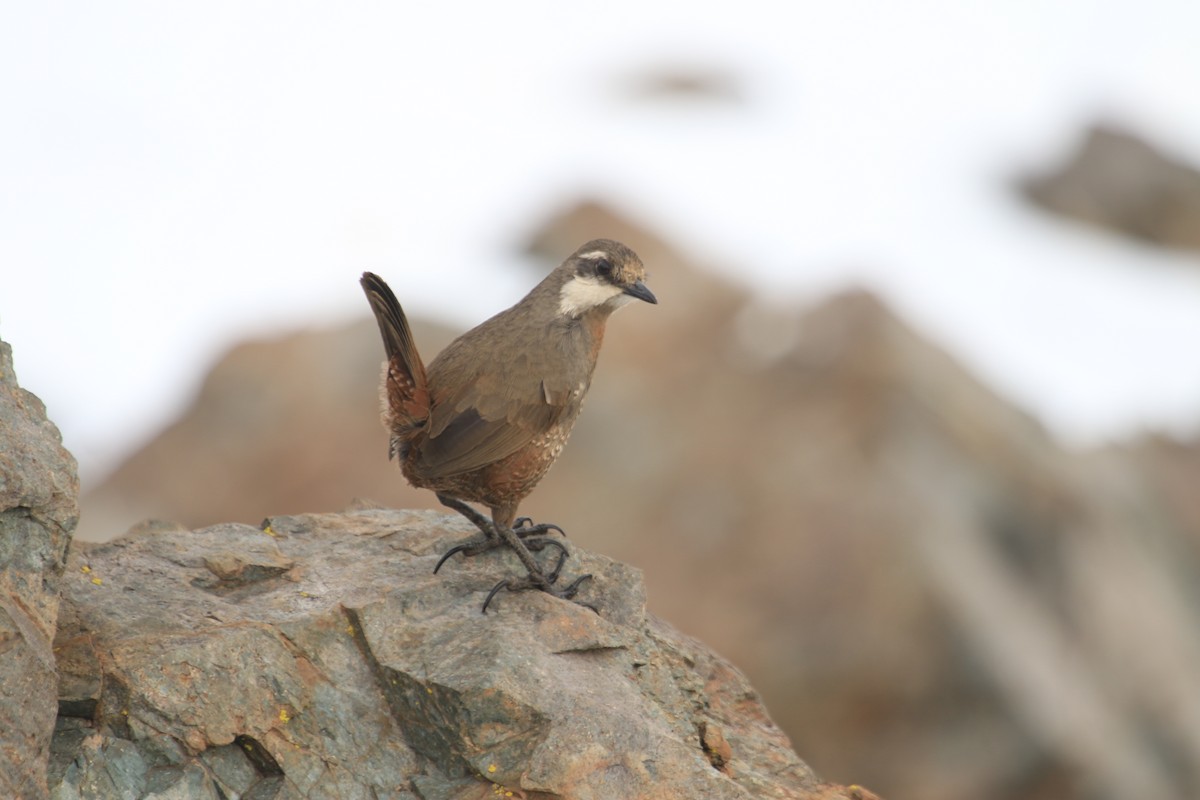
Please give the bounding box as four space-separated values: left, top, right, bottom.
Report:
262 524 277 537
80 565 91 573
90 577 103 586
279 708 291 723
487 764 497 774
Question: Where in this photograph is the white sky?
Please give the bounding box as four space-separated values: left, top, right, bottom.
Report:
3 1 1200 484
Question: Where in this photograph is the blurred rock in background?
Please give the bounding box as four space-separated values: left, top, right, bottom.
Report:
79 198 1200 800
611 63 748 107
1019 123 1200 251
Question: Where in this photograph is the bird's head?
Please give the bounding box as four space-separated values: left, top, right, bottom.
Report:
556 239 657 318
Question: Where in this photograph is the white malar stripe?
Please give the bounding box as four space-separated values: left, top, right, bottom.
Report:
558 274 625 316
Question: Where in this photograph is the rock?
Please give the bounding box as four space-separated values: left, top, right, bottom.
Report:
50 509 865 799
77 200 1200 799
1019 123 1200 251
611 65 747 107
0 338 79 799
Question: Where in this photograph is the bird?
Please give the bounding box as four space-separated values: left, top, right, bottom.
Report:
360 239 656 611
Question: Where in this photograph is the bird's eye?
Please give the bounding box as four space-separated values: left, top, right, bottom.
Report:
594 258 614 278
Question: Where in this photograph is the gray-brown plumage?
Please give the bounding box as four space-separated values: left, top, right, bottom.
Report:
360 239 655 610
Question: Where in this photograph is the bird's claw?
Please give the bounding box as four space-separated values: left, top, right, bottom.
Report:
433 542 475 574
433 535 499 574
481 572 595 614
513 518 566 538
546 543 569 583
521 537 570 582
433 533 569 575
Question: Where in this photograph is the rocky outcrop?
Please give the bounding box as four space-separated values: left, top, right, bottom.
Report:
50 508 875 799
78 201 1200 799
0 339 79 799
1019 123 1200 251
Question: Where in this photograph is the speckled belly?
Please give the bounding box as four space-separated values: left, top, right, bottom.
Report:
402 420 576 510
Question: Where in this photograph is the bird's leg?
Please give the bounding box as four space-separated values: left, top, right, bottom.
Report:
434 495 590 612
433 494 568 577
480 507 591 613
494 524 556 588
436 494 498 540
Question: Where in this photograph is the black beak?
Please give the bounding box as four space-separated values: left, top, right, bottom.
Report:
623 280 657 304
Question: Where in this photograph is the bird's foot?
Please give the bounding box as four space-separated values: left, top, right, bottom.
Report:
482 572 595 614
512 517 566 538
433 532 568 575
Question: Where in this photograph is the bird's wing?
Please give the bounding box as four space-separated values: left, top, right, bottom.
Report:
416 368 566 478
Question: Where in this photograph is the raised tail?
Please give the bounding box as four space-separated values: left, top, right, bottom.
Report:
360 272 431 458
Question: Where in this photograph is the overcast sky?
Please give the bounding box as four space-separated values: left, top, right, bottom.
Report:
3 1 1200 483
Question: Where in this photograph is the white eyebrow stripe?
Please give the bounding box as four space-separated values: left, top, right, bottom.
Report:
577 250 610 260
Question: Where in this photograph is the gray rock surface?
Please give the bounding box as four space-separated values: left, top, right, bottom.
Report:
50 508 873 799
1 339 79 799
